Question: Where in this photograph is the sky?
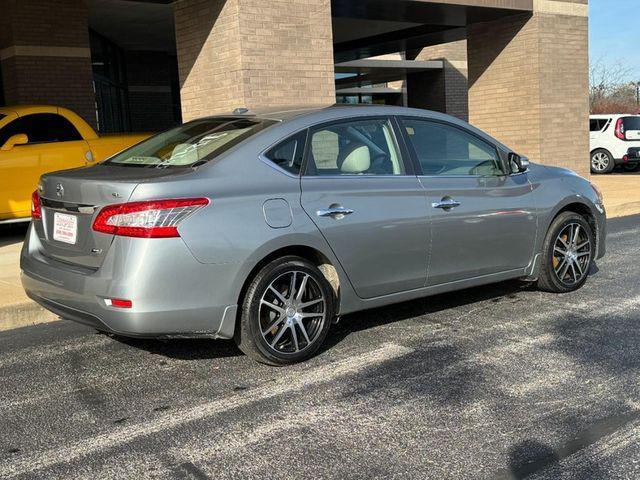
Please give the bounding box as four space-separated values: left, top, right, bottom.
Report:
590 0 640 82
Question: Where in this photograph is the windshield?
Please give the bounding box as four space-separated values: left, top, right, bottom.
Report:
623 117 640 131
104 117 275 168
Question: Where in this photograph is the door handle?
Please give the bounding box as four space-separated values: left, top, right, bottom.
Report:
317 206 354 218
432 198 461 210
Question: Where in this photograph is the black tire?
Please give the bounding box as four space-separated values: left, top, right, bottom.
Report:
590 149 615 174
235 256 335 365
623 162 640 172
537 212 595 293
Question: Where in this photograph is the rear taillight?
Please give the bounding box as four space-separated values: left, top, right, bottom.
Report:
31 190 42 220
92 198 209 238
615 118 625 140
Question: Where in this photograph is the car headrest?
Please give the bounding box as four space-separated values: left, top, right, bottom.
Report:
337 143 370 174
170 143 198 165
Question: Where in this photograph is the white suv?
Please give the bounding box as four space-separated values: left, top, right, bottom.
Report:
590 114 640 174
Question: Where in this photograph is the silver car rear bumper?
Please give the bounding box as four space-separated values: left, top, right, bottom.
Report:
20 225 240 339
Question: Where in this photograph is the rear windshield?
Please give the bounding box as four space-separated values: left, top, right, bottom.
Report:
104 117 275 168
623 117 640 131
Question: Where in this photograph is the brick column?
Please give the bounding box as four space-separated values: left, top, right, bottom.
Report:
174 0 336 121
408 40 469 121
0 0 95 127
467 1 589 177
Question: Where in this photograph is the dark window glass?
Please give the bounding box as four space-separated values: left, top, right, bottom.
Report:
306 118 405 176
0 113 82 146
401 118 502 176
623 117 640 131
265 132 306 175
104 117 275 168
591 118 610 132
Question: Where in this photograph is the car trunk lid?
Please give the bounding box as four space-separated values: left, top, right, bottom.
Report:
36 165 188 269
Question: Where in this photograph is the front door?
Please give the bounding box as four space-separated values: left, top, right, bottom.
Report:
399 117 537 286
0 113 89 219
300 116 429 299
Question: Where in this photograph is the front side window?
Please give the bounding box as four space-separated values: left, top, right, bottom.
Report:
306 118 405 176
264 131 306 175
401 118 503 176
0 113 82 145
104 117 275 168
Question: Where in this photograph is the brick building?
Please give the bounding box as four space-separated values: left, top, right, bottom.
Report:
0 0 589 175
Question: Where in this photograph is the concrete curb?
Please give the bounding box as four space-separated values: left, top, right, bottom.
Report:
0 302 57 332
607 201 640 219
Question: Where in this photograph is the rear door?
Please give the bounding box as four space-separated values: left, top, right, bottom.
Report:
589 117 609 146
300 116 429 299
398 116 537 286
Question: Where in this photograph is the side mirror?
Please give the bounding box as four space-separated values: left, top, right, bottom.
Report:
1 133 29 151
509 152 530 173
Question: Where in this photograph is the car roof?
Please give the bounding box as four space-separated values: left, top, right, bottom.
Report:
0 105 61 116
209 104 457 122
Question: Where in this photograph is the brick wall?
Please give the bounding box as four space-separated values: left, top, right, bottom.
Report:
468 0 589 176
413 40 469 121
174 0 336 121
0 0 95 127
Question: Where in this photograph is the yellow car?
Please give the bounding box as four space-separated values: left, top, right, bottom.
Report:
0 105 150 222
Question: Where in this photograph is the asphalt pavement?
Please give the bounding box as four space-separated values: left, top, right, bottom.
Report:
1 215 640 479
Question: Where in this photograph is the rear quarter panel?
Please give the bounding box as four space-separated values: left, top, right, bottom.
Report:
126 137 358 315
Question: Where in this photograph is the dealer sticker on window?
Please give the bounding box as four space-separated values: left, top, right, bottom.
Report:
53 212 78 245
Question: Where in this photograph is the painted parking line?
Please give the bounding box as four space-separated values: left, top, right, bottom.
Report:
0 342 413 478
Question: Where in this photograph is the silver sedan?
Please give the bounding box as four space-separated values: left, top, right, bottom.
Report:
21 106 606 365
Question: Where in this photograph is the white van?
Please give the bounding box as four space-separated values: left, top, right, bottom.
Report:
590 115 640 173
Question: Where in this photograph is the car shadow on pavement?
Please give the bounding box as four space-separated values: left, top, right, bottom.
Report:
324 279 534 352
0 223 28 248
110 280 533 362
107 334 243 361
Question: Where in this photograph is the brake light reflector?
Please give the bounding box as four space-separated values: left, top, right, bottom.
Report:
105 298 133 308
92 198 209 238
615 118 625 140
31 190 42 220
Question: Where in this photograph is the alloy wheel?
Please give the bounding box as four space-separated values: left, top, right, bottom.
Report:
259 270 327 355
552 223 591 286
591 152 610 172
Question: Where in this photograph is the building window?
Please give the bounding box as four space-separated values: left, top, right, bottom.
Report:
90 30 131 133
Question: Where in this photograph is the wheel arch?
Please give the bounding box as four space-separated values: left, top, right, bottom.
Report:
526 198 601 281
547 200 599 245
236 243 348 320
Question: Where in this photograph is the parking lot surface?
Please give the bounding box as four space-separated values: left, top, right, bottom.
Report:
1 215 639 479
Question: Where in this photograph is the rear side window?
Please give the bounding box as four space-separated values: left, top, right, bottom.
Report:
104 117 275 168
264 131 306 175
590 118 610 132
0 113 82 145
306 118 405 176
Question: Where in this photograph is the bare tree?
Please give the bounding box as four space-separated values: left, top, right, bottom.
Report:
590 57 638 114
